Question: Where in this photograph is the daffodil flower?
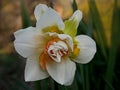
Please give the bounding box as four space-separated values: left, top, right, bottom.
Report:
14 4 96 85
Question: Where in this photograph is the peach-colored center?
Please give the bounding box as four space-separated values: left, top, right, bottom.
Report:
39 38 67 70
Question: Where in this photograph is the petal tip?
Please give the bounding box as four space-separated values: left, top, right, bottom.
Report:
70 10 82 19
69 10 83 29
34 4 48 21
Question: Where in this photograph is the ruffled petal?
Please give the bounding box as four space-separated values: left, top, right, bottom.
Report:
47 41 68 63
46 57 76 85
25 55 49 81
14 27 38 58
48 33 73 51
36 8 64 31
74 35 96 64
58 34 73 51
34 4 48 21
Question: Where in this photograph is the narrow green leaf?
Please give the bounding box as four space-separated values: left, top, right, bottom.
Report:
103 76 115 90
72 0 78 12
79 64 90 90
105 0 120 89
77 21 87 35
21 0 32 28
88 0 107 60
66 78 79 90
87 11 93 37
48 78 55 90
39 79 49 90
50 1 53 8
77 12 93 36
76 65 82 87
35 81 41 90
54 81 67 90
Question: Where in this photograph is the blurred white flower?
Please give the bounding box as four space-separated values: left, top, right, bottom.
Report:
14 4 96 85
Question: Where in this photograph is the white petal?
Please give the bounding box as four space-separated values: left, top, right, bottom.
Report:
36 8 64 31
69 10 82 29
14 27 38 58
25 55 49 81
34 4 48 21
46 57 76 86
74 35 96 64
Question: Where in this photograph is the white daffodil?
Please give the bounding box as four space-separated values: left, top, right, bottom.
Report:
14 4 96 86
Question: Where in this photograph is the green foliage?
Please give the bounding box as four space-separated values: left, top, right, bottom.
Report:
0 54 31 90
88 0 107 60
105 1 120 90
72 0 77 12
21 0 32 28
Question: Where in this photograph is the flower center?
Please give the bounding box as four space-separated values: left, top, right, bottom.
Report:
70 45 80 59
39 38 68 70
47 41 68 62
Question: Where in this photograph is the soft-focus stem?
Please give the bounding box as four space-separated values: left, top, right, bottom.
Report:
105 47 117 90
72 0 77 12
48 78 55 90
85 65 90 90
105 0 118 89
54 81 58 90
35 81 41 90
35 79 48 90
80 65 90 90
88 0 107 61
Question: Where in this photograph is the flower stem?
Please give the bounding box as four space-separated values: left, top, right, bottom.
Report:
54 81 58 90
88 0 107 61
35 79 49 90
88 0 119 89
105 0 119 89
85 65 90 90
80 64 90 90
35 81 41 90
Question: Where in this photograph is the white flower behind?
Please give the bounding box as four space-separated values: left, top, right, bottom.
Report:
14 4 96 86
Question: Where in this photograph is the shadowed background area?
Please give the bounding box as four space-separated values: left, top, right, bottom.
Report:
0 0 120 90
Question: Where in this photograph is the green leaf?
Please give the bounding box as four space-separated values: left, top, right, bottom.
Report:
103 76 115 90
105 0 120 89
88 0 107 60
79 64 90 90
72 0 78 12
21 0 32 28
77 21 87 35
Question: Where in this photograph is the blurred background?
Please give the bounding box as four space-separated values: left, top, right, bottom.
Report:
0 0 120 90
